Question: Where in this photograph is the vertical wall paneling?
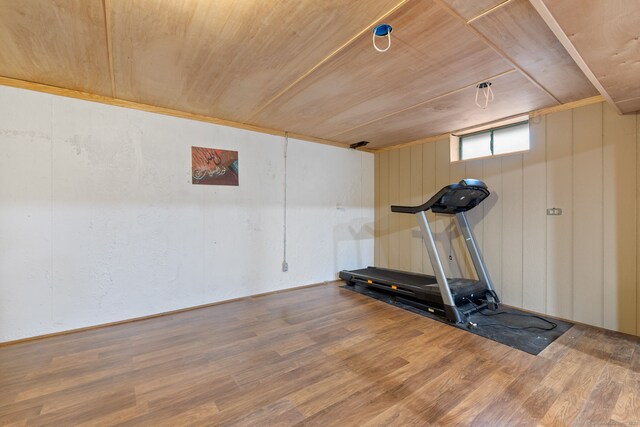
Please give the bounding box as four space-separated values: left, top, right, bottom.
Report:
501 154 524 307
572 103 604 327
482 156 503 297
378 151 390 268
374 154 380 266
388 150 399 269
522 115 547 313
374 103 640 336
398 147 412 271
449 158 468 277
465 159 484 281
422 142 437 276
410 145 423 273
387 150 400 269
603 104 636 334
546 110 573 319
435 139 453 277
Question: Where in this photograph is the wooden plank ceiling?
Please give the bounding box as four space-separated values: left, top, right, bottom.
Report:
530 0 640 114
0 0 112 95
0 0 613 149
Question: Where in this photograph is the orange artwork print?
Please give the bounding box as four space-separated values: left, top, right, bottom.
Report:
191 147 239 186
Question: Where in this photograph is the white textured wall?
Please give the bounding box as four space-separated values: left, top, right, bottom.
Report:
0 86 374 342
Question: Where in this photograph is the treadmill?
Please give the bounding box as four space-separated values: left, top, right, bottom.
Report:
340 179 500 323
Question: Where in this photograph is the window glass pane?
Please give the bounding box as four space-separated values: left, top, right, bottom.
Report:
493 122 529 155
461 132 492 160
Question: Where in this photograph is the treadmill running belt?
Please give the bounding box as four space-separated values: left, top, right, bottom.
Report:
344 267 437 287
341 267 487 303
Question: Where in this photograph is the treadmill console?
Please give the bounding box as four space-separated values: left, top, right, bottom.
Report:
391 179 490 214
459 178 485 188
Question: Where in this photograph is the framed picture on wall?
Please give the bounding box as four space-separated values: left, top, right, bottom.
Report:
191 146 239 186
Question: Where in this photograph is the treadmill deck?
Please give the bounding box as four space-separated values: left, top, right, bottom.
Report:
340 266 487 305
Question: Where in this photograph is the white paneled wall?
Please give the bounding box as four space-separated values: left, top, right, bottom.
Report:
0 86 374 342
375 102 639 336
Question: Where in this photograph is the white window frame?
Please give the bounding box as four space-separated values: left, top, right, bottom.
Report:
450 115 530 162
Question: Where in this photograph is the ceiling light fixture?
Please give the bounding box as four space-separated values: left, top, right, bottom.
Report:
475 82 494 109
372 24 393 52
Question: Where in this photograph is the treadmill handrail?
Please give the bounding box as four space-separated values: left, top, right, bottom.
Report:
391 179 488 214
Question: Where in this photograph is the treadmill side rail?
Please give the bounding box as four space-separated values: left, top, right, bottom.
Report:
455 212 500 303
415 211 464 323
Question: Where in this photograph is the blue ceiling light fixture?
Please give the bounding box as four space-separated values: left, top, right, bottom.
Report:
372 23 393 52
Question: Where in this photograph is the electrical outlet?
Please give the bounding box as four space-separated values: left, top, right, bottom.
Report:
546 207 563 216
282 261 288 272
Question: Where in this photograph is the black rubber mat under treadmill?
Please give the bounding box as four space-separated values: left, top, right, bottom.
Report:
343 283 573 356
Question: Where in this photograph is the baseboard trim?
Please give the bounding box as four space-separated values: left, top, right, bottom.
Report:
0 280 338 347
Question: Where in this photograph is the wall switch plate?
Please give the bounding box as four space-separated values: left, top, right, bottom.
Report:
547 207 563 216
282 261 288 272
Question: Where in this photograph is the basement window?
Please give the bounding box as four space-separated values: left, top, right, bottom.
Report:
451 118 530 162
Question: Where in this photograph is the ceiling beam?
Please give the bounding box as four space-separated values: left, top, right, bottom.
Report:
246 0 410 122
102 0 116 98
527 0 622 114
466 0 515 24
0 75 349 150
432 0 561 105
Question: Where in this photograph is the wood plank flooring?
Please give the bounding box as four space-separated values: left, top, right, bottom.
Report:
1 282 639 426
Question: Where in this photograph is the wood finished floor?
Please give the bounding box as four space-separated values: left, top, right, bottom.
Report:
1 283 639 426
